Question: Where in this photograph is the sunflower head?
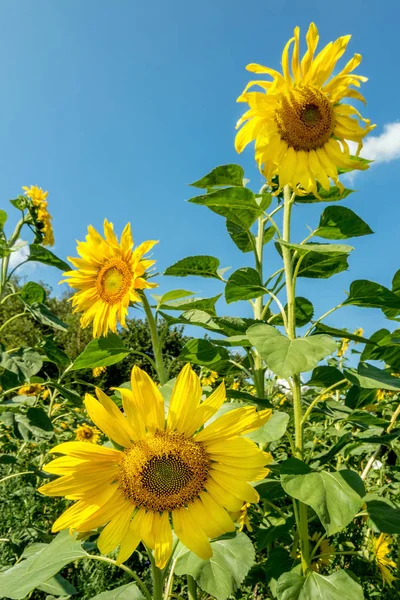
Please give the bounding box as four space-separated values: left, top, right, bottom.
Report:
61 219 158 338
373 533 398 586
75 423 101 444
39 364 272 569
18 383 48 397
235 23 375 195
23 185 54 247
93 366 107 378
201 370 219 386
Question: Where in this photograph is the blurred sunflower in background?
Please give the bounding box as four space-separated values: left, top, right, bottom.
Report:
372 533 398 586
24 185 54 246
61 219 158 338
235 23 375 195
39 364 272 568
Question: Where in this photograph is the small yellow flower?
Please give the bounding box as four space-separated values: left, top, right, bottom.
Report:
310 533 335 572
60 422 69 430
201 371 219 386
237 503 253 532
93 366 107 378
248 386 256 396
61 220 158 338
373 533 398 586
337 338 349 358
74 423 101 444
376 389 386 402
18 383 47 397
23 185 54 247
231 381 240 391
353 328 364 337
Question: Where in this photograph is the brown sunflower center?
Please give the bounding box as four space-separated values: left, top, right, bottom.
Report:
118 430 211 512
96 258 132 304
275 86 334 151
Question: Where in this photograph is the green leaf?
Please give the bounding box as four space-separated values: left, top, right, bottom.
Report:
48 383 82 406
225 388 273 409
294 185 354 204
39 338 70 367
344 363 400 391
226 221 275 253
343 279 400 310
367 499 400 533
280 460 365 535
213 316 261 336
312 323 374 345
0 531 87 599
306 366 347 389
164 255 222 280
0 209 7 230
225 268 266 303
275 243 350 279
279 241 354 256
179 339 229 368
71 334 130 370
270 297 313 328
38 574 77 596
20 282 46 305
0 347 43 381
27 244 69 271
277 570 363 600
247 324 336 378
188 187 263 228
10 196 28 210
27 302 68 331
89 583 144 600
175 533 255 600
15 407 54 440
153 289 195 307
246 410 289 444
315 206 373 239
190 164 244 189
159 309 221 333
157 294 221 315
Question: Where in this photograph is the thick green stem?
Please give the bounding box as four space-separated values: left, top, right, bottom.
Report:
282 184 310 573
252 214 266 397
141 292 167 385
187 575 198 600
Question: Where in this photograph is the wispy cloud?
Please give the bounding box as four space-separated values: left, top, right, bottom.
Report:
8 240 34 275
359 122 400 164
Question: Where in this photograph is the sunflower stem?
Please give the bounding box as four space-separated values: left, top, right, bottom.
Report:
251 210 266 398
187 575 198 600
148 550 164 600
282 184 310 574
141 292 168 385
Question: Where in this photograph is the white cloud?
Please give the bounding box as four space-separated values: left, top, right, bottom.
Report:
8 239 32 272
359 122 400 164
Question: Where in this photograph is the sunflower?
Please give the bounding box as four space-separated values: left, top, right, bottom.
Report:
201 370 219 386
61 220 158 338
23 185 54 246
39 364 272 568
235 23 375 195
373 533 398 586
18 383 49 399
75 423 101 444
93 366 107 378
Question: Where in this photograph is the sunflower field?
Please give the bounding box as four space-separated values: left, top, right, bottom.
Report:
1 22 400 600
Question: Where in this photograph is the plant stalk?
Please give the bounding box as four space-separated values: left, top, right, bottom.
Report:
187 575 198 600
140 292 167 385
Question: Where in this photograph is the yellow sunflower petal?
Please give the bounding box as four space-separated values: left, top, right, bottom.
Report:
130 366 165 432
172 507 212 560
153 512 173 569
97 503 135 554
167 364 202 434
194 407 271 442
84 393 132 447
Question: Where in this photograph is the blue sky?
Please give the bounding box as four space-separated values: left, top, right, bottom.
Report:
2 0 400 340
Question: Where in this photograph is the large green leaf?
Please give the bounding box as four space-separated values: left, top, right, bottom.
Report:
27 302 68 331
159 309 221 333
153 289 195 308
157 294 221 315
190 164 244 189
89 583 144 600
39 338 70 367
15 407 54 440
225 268 266 303
164 255 223 280
71 333 130 370
279 241 354 256
270 297 313 328
226 221 274 253
276 570 363 600
175 533 255 600
246 410 289 444
247 324 336 378
275 243 349 279
315 206 373 239
179 338 229 368
0 531 87 599
213 316 261 336
344 363 400 391
280 459 365 535
0 208 7 230
312 323 374 345
0 347 43 381
367 499 400 533
343 279 400 310
188 187 263 228
37 574 77 596
27 244 69 271
306 366 347 389
294 185 354 204
20 281 46 305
